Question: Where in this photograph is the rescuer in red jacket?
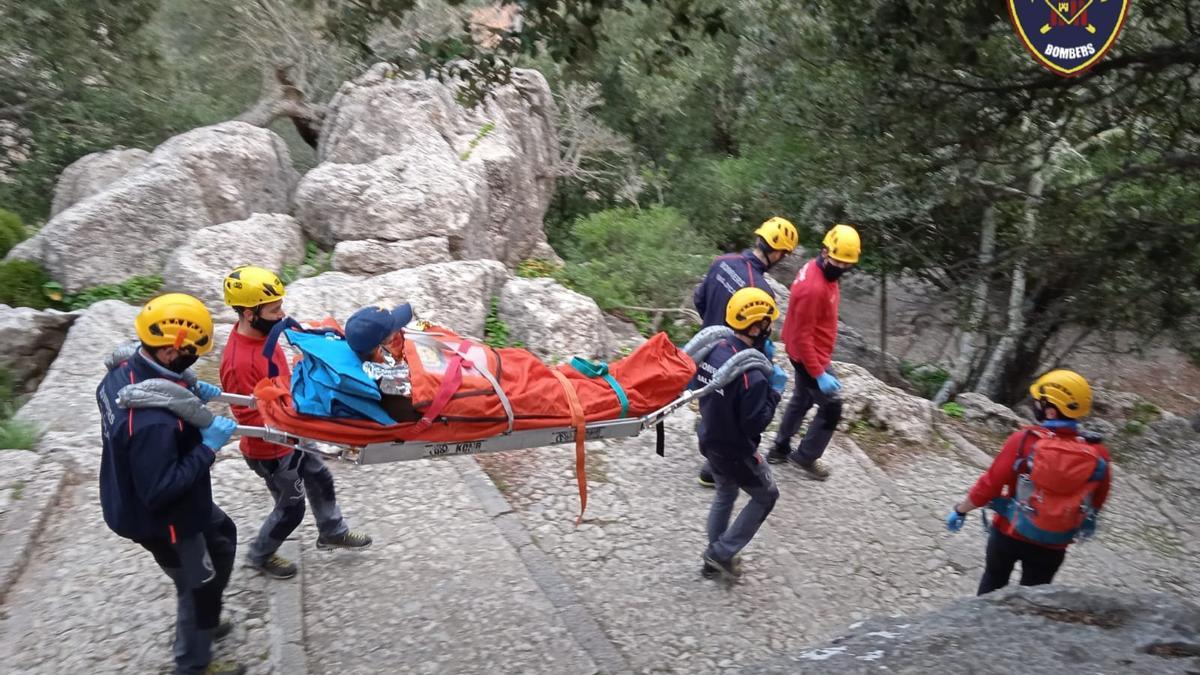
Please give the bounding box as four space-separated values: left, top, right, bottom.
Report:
767 224 861 480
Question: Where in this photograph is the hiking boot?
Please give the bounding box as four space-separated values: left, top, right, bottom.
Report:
788 455 831 481
214 619 234 641
702 551 741 580
766 446 790 464
202 660 246 675
317 530 373 551
247 553 297 580
702 555 743 578
697 468 715 488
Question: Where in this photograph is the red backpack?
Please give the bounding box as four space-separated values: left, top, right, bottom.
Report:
994 429 1108 546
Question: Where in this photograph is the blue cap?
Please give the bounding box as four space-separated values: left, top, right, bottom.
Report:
345 304 414 357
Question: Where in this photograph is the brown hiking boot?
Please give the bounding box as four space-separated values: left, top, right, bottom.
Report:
202 660 246 675
247 553 297 580
317 530 373 551
789 455 832 481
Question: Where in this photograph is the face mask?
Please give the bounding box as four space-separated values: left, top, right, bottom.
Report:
818 256 847 282
250 313 283 335
167 353 199 374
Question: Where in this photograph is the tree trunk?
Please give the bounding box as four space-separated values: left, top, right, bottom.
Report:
236 64 326 148
934 204 997 405
974 161 1045 399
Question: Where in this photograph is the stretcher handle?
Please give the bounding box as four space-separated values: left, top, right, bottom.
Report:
216 393 256 408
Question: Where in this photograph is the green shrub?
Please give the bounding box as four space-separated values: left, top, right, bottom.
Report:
941 402 965 418
64 275 163 310
483 297 524 348
0 260 54 310
901 361 950 400
0 208 26 258
0 419 40 450
556 206 714 337
515 258 562 279
1130 400 1161 425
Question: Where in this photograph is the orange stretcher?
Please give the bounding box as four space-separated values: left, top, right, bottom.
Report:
217 325 771 520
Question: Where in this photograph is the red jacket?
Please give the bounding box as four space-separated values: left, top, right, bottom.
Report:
781 259 840 378
219 327 293 460
969 425 1112 550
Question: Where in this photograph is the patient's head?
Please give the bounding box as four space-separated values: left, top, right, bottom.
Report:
345 303 414 360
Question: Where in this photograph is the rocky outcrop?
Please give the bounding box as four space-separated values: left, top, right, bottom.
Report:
15 301 141 436
8 122 299 291
0 305 78 395
50 148 149 216
770 586 1200 674
836 361 934 443
498 278 615 361
954 392 1024 433
283 260 508 337
332 237 453 276
162 214 306 317
297 64 556 267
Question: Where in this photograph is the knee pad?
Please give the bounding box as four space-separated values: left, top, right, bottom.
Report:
822 399 844 431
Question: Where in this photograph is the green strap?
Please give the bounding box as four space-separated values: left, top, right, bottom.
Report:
570 357 629 419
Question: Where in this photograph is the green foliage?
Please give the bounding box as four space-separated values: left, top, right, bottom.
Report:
281 242 332 285
1123 420 1147 436
1130 401 1162 426
556 206 712 336
901 362 950 400
941 402 966 419
483 297 523 348
0 209 26 257
0 260 54 310
459 122 496 160
0 420 40 451
63 275 163 311
515 258 562 279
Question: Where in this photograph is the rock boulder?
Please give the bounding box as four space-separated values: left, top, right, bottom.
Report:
954 392 1024 434
332 237 453 276
836 361 934 443
50 148 149 216
162 214 306 317
0 304 78 395
498 278 615 361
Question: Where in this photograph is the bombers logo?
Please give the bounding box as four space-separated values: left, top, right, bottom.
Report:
1009 0 1130 76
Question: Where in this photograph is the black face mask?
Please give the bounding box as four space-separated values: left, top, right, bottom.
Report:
167 353 199 374
250 312 283 335
818 256 847 282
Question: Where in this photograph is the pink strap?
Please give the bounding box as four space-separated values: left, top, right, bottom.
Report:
412 340 472 432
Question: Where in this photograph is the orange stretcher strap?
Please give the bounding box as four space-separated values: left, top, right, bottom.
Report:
549 368 587 524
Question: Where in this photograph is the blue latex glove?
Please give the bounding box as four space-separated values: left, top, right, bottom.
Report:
1078 515 1097 540
816 371 842 395
945 509 966 533
763 339 776 360
193 380 221 403
200 416 237 451
770 365 787 393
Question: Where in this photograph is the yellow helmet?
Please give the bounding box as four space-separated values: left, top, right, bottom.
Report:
726 287 780 331
754 216 799 253
1029 369 1092 419
135 293 214 355
822 224 861 264
223 265 286 308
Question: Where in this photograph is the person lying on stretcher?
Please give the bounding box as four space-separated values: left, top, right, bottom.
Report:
343 304 421 423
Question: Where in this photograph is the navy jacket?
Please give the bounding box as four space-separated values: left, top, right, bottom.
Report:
696 339 781 459
97 352 215 541
693 250 774 328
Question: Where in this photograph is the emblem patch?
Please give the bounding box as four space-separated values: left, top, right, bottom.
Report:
1008 0 1131 76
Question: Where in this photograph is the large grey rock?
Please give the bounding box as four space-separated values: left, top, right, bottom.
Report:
296 152 490 259
300 64 556 266
332 237 453 276
15 300 233 440
15 301 140 435
498 277 615 361
955 391 1024 433
768 586 1200 674
162 214 306 317
0 304 79 394
836 361 934 443
50 148 149 216
283 260 508 337
8 122 299 291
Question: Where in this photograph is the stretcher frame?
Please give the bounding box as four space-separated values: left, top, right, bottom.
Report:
217 327 771 466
